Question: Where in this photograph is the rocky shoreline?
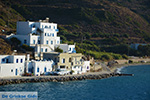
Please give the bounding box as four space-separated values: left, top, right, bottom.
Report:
0 73 133 86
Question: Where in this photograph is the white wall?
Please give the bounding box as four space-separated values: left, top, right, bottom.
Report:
83 61 90 72
0 55 25 64
0 63 24 77
0 55 25 77
28 60 54 76
72 66 82 74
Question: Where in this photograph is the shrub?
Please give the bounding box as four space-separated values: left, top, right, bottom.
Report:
128 60 133 63
54 47 63 53
101 54 112 61
10 37 21 45
112 54 122 59
21 44 33 51
122 54 128 59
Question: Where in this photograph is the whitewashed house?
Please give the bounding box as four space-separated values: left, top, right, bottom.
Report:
7 18 76 60
72 61 90 74
0 55 25 77
27 60 54 76
82 61 90 73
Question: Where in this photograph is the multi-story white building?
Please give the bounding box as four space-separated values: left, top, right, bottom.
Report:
7 18 76 60
27 60 54 76
0 55 25 77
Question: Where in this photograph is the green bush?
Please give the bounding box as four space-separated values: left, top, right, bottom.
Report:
21 44 33 51
10 37 21 45
112 54 122 59
101 54 112 61
54 47 63 53
122 54 128 59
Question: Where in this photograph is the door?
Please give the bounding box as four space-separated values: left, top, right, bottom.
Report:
15 69 18 75
44 67 47 72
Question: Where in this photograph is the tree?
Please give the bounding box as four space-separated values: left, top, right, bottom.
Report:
54 47 63 53
10 37 21 45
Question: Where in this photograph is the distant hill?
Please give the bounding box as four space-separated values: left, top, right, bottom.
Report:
0 0 150 59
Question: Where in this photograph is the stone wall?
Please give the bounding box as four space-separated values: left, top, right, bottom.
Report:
0 73 133 86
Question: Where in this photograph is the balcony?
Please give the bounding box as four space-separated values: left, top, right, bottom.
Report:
55 29 59 32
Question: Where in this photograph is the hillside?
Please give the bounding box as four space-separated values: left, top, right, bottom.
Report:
0 0 150 59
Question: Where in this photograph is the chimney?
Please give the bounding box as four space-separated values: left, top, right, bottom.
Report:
46 17 49 22
12 50 17 55
27 54 30 61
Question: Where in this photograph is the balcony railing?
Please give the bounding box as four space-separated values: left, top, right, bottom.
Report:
55 29 59 32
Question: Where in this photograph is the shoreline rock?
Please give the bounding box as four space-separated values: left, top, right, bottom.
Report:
0 73 133 86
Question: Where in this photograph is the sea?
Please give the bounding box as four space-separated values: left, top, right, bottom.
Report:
0 65 150 100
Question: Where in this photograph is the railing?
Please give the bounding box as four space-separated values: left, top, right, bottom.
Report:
55 29 59 32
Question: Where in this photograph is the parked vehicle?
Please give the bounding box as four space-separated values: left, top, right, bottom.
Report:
44 71 55 75
44 72 51 76
54 69 70 75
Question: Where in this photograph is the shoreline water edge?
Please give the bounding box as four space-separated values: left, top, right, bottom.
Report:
0 63 149 86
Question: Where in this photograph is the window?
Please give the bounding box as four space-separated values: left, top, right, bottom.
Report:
38 40 40 44
69 58 71 62
2 59 5 62
16 59 18 63
69 48 71 51
45 48 48 52
60 66 65 68
38 53 40 57
53 26 55 29
58 57 59 62
57 41 59 44
33 40 35 44
49 26 51 29
20 59 23 63
45 33 46 36
51 41 53 44
41 48 43 52
44 67 47 72
11 69 13 72
24 39 27 44
46 40 49 44
37 67 39 72
87 66 89 69
45 26 48 28
62 59 65 63
52 33 54 37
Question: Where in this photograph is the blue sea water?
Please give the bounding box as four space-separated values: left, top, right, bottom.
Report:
0 65 150 100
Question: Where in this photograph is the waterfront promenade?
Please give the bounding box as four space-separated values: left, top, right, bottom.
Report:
0 62 149 86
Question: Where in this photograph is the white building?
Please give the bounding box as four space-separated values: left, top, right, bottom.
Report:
83 61 90 72
72 61 90 74
0 55 25 77
27 60 54 76
7 18 76 60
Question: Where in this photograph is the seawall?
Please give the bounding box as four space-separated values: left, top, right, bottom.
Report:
0 73 133 86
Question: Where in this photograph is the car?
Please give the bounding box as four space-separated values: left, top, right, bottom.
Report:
44 71 55 76
44 72 51 76
54 69 70 75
